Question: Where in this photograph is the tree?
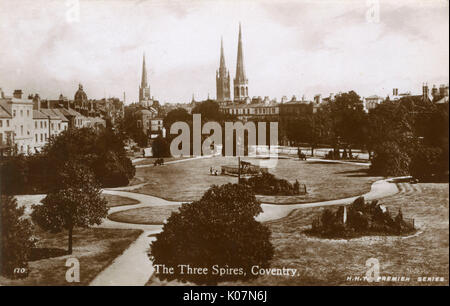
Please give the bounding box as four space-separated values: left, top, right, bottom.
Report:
150 183 274 285
31 163 108 254
163 108 191 131
1 195 35 278
43 127 135 188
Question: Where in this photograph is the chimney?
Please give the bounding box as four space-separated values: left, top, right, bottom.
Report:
13 89 23 99
422 83 429 100
33 94 41 111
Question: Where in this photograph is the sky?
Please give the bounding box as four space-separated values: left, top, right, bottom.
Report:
0 0 448 104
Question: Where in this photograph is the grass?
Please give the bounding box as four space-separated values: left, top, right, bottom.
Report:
132 156 381 203
0 227 142 286
228 183 449 286
146 183 449 286
108 205 181 225
103 194 140 208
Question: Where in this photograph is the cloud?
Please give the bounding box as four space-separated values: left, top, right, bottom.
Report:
0 0 447 103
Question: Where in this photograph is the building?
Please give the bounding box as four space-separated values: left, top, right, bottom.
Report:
0 97 13 156
221 100 280 121
0 90 34 155
0 84 112 156
216 38 231 105
233 23 249 103
363 95 384 112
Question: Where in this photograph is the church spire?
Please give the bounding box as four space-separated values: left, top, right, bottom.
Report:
141 53 148 88
233 23 248 103
235 22 246 82
219 36 226 73
139 52 151 104
216 36 231 103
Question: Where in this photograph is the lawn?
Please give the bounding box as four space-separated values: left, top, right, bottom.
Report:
103 194 140 208
147 183 449 286
108 205 181 225
0 227 142 286
132 156 381 203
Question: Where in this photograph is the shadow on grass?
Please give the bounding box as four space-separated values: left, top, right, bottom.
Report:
334 168 371 177
29 247 67 261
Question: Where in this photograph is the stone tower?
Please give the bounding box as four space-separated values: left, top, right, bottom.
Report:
216 37 231 103
139 53 151 104
233 23 248 103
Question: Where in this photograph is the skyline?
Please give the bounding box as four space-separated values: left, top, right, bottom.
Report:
0 0 448 104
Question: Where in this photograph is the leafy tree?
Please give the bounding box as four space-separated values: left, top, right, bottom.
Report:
163 108 191 131
43 127 135 188
150 183 274 285
31 163 108 254
332 91 367 150
151 135 171 158
1 195 35 278
370 141 411 176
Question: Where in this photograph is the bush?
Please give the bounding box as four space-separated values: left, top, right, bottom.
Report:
1 195 36 278
150 183 274 285
410 146 444 181
308 196 415 238
241 172 305 196
370 141 411 176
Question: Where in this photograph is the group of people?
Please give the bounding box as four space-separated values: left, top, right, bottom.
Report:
209 167 219 176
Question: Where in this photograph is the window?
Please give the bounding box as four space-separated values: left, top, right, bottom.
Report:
40 134 43 142
40 121 43 128
27 110 30 117
35 134 38 142
0 120 2 128
6 120 9 127
51 123 54 130
35 121 37 129
13 110 16 117
20 110 23 117
58 123 61 130
20 125 23 135
44 121 47 128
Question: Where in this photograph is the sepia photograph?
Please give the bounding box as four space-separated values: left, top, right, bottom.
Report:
0 0 448 294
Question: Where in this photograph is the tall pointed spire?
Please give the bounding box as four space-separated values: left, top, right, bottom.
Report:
139 52 151 104
233 23 248 103
141 53 148 88
216 36 231 103
235 22 246 82
219 36 226 72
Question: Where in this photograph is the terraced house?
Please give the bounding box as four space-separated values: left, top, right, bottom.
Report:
0 84 112 156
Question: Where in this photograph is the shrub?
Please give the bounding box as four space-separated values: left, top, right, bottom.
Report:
150 183 274 285
410 146 444 181
1 195 35 278
241 172 305 196
370 141 411 176
308 197 415 238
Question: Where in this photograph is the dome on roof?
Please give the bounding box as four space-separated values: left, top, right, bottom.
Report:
74 84 88 102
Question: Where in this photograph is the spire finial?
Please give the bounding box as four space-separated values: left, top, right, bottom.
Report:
235 22 246 81
141 52 148 88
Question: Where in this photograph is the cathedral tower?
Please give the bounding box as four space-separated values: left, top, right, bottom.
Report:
216 37 231 103
233 23 248 103
139 53 151 105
